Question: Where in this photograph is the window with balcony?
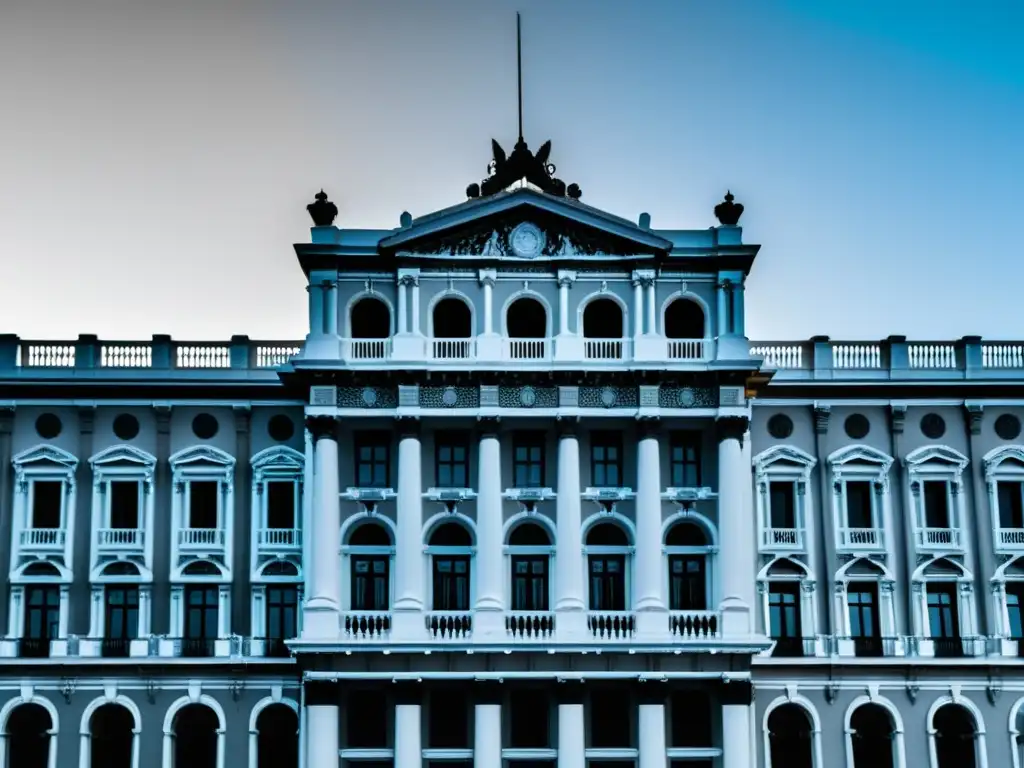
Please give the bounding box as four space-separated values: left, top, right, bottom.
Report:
828 445 893 555
582 297 625 359
998 482 1024 529
102 586 138 658
264 585 297 657
506 297 548 360
349 523 391 612
184 584 218 657
590 431 623 487
847 582 881 657
905 446 968 551
768 583 804 657
354 432 391 488
512 432 545 488
189 481 219 529
509 524 550 611
350 296 391 342
30 481 62 529
435 433 470 488
586 522 630 612
664 298 706 360
927 583 962 657
983 447 1024 552
22 584 59 658
431 296 473 359
109 481 140 529
754 446 816 553
266 482 296 530
923 482 951 529
170 446 235 575
251 446 303 583
844 481 875 535
669 431 702 487
666 523 709 611
1007 583 1024 639
429 523 472 612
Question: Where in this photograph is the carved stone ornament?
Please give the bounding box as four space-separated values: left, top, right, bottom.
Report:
714 191 744 226
307 190 338 226
305 415 337 442
520 386 537 408
813 405 831 435
509 222 544 259
715 416 749 444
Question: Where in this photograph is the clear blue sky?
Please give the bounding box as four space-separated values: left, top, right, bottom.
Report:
1 0 1021 342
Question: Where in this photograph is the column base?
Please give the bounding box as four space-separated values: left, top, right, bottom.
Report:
390 610 427 643
554 610 589 643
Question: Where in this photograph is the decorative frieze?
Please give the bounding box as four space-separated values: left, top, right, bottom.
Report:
658 386 716 409
338 386 398 409
420 386 479 409
579 386 639 409
498 386 558 409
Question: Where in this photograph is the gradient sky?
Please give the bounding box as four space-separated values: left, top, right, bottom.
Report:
1 0 1022 342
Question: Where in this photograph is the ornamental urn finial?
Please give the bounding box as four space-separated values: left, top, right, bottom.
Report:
714 191 744 226
307 189 338 226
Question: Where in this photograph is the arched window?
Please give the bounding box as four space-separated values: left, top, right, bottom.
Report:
346 522 393 619
506 297 547 359
6 703 52 768
256 704 298 768
90 704 134 768
760 558 815 658
933 704 980 768
427 522 473 637
350 297 390 339
582 298 624 360
507 522 553 634
585 522 631 635
664 298 705 358
768 703 814 768
173 704 219 768
664 521 714 638
850 704 895 768
915 557 971 657
431 297 474 360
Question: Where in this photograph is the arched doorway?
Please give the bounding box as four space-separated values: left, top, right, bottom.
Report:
431 297 473 359
582 298 624 359
255 704 298 768
933 704 978 768
664 298 706 359
768 703 813 768
173 704 219 768
505 297 547 359
6 703 52 768
850 703 895 768
349 297 391 359
90 704 134 768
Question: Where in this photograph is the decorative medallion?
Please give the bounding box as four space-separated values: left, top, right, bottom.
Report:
361 387 378 407
442 387 458 407
677 388 696 408
520 386 537 408
600 387 617 408
509 222 544 259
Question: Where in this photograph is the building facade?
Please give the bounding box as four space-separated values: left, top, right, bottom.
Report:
0 139 1021 768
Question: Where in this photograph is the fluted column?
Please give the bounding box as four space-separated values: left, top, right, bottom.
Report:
474 420 505 637
635 422 665 639
557 693 585 768
305 682 339 768
393 420 425 640
638 697 667 768
717 417 755 637
303 416 341 638
555 425 587 640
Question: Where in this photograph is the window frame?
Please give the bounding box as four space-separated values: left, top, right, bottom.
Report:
511 431 546 489
828 445 893 556
668 431 702 488
589 431 624 488
753 446 817 555
434 432 471 489
354 431 392 489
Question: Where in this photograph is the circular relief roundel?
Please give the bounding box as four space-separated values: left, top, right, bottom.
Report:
112 413 140 441
441 387 458 407
509 222 544 259
844 414 870 440
192 413 219 440
995 414 1022 441
767 414 794 440
267 414 295 442
35 413 62 440
920 413 946 440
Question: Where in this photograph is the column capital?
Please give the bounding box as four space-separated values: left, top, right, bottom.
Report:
396 416 421 439
476 416 501 439
556 420 578 439
631 268 656 288
636 418 661 439
397 268 420 287
305 415 338 443
557 269 578 288
478 268 497 287
305 680 340 707
715 416 749 444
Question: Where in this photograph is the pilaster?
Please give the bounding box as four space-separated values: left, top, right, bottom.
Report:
393 418 425 639
233 406 251 635
151 405 172 634
71 407 95 634
634 420 666 639
302 415 341 638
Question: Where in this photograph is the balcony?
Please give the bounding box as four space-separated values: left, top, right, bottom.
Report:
837 527 885 552
770 637 817 658
669 610 720 641
503 338 551 361
425 611 472 640
996 527 1024 552
343 612 391 642
761 527 804 551
178 527 227 552
342 338 391 361
587 611 636 640
915 527 962 551
584 338 628 361
429 338 476 361
505 611 555 641
257 527 302 553
19 528 66 553
97 527 145 555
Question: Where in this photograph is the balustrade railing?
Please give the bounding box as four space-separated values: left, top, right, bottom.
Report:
505 611 555 640
343 612 391 641
584 338 627 361
587 611 636 640
19 528 66 549
504 338 550 361
97 528 145 551
429 338 476 360
257 527 302 549
669 610 720 640
838 527 884 550
761 527 803 550
425 611 472 640
997 528 1024 549
666 338 708 360
178 528 226 548
916 527 961 549
343 338 391 360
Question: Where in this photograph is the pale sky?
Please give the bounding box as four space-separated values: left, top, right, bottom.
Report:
1 0 1021 343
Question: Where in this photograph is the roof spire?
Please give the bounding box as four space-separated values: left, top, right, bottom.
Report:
517 12 524 143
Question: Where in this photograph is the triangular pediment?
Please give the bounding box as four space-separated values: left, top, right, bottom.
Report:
90 444 156 468
378 187 672 260
12 443 78 470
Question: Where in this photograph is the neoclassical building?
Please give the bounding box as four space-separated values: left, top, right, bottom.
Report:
0 136 1021 768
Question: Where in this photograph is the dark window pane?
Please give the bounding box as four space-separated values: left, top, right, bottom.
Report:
509 690 551 748
590 432 623 487
923 482 950 528
31 481 63 528
429 689 469 748
846 482 873 528
355 432 391 488
266 482 295 529
670 690 711 747
513 433 546 488
346 690 388 748
189 482 219 528
351 556 390 611
769 483 795 528
669 432 702 487
109 481 140 529
511 556 548 611
589 690 631 748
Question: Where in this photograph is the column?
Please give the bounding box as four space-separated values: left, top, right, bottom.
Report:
393 421 425 638
631 272 644 339
645 281 656 337
638 696 667 768
557 271 576 335
394 689 422 768
480 269 496 335
556 693 585 768
305 682 340 768
634 422 666 640
555 426 587 640
721 683 754 768
303 416 341 638
716 417 755 637
474 420 505 637
716 280 728 337
474 685 502 768
397 277 408 334
410 275 421 335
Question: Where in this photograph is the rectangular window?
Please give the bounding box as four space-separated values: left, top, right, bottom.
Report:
589 689 632 748
927 584 960 639
998 481 1024 529
923 481 950 528
354 432 391 488
845 481 873 529
22 585 59 658
31 481 62 528
669 432 702 487
668 555 706 611
590 431 623 487
428 689 470 748
109 481 140 529
266 481 296 529
188 481 219 529
768 482 796 528
1007 583 1024 639
847 581 882 656
183 585 218 657
432 556 470 611
512 432 545 488
264 586 298 657
669 690 711 748
346 689 388 748
435 433 470 488
509 689 550 748
103 586 138 657
511 556 548 611
768 583 803 657
588 555 626 611
351 556 390 611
